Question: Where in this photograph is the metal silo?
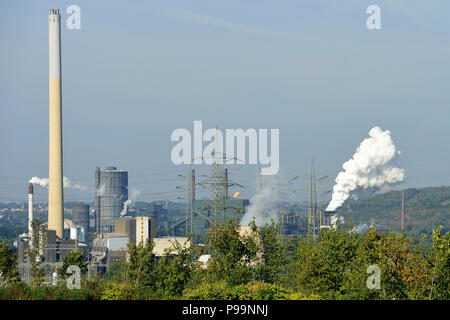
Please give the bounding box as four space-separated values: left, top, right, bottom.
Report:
72 202 90 234
99 167 128 232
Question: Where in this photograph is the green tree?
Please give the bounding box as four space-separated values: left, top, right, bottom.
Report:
102 260 126 284
342 227 416 299
125 239 156 290
424 226 450 299
0 240 21 285
250 220 288 285
154 237 199 297
294 222 359 298
59 249 88 280
27 219 47 287
206 217 257 286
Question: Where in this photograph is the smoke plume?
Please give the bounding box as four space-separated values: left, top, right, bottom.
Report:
63 176 87 191
120 188 141 216
29 177 49 188
240 176 280 227
28 176 87 191
355 218 381 233
29 176 87 191
326 127 405 211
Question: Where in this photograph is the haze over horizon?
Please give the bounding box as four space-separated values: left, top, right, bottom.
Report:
1 0 450 204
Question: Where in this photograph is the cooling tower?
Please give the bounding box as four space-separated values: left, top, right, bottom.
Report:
98 167 128 233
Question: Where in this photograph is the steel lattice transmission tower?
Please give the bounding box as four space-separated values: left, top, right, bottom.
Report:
185 168 195 236
308 160 320 238
211 151 227 224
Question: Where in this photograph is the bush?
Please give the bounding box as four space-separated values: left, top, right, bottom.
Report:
100 283 133 300
183 280 228 300
0 283 95 300
183 280 306 300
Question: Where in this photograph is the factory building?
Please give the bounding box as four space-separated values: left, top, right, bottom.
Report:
135 216 156 245
94 166 128 233
114 216 156 245
90 216 156 274
90 233 129 274
153 237 190 257
17 229 79 283
114 216 136 243
72 202 90 235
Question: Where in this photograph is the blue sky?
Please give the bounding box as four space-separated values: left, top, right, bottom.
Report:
1 0 449 204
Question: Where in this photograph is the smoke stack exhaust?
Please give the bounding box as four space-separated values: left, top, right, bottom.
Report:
28 183 34 244
48 9 64 239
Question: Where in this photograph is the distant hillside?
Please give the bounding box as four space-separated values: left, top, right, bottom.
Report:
336 186 450 237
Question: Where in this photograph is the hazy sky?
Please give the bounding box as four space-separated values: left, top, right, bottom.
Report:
1 0 449 204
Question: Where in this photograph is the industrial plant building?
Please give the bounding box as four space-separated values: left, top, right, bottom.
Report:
17 229 79 283
94 166 128 233
90 216 156 273
152 237 190 257
71 202 90 241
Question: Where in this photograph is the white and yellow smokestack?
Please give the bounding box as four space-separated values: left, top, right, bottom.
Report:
48 9 64 239
28 183 34 245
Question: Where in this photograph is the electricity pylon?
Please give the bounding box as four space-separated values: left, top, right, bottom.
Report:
308 159 319 238
186 168 195 236
288 159 329 238
211 151 226 224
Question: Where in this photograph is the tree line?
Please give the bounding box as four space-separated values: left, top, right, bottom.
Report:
0 216 448 300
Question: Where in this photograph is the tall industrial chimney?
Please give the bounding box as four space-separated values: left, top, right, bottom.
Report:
28 183 34 244
48 9 64 239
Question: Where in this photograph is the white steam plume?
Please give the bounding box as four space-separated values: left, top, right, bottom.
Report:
240 176 280 227
28 176 87 191
29 177 49 188
326 126 405 211
121 188 141 216
63 176 87 191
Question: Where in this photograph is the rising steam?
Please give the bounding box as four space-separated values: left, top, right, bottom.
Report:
240 176 280 227
120 188 141 216
326 126 405 211
62 176 87 191
29 177 49 188
29 176 87 191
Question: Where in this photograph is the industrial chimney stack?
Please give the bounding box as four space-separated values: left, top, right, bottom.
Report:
48 9 64 239
28 183 34 244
